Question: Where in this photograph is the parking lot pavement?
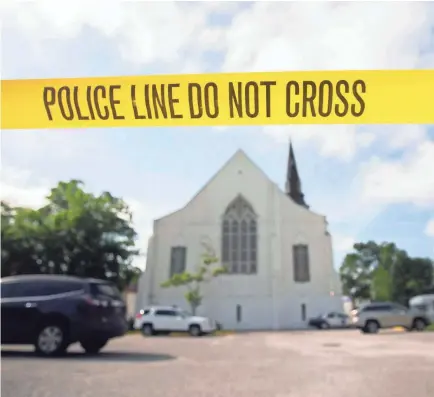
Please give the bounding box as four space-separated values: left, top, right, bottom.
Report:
2 330 434 397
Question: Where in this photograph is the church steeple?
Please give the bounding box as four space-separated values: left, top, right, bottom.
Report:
285 140 308 208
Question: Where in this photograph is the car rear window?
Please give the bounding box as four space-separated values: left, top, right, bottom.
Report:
362 304 392 312
90 282 122 299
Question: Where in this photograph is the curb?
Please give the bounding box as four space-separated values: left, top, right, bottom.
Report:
128 330 235 337
392 327 405 332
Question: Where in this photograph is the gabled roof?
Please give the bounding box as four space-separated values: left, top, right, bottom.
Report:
156 148 318 222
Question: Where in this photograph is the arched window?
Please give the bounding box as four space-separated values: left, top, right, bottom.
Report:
221 195 257 274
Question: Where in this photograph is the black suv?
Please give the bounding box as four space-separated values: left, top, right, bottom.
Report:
1 275 128 356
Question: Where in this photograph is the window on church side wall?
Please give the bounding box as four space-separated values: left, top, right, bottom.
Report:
169 246 187 278
221 195 258 275
293 244 310 283
236 304 242 322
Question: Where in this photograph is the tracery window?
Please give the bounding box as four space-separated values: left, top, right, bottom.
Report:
221 195 257 274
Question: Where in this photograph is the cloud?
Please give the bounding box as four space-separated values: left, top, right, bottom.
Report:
3 1 433 73
360 140 434 208
263 125 376 161
1 1 239 74
222 2 433 72
2 1 434 263
223 2 433 161
425 219 434 238
333 234 356 254
1 129 105 167
124 198 173 269
1 166 50 208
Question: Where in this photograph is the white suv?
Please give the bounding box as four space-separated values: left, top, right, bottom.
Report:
134 306 218 337
352 301 429 334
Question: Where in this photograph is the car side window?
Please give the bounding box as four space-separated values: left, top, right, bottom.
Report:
362 305 383 312
17 281 52 298
155 309 177 316
1 283 18 298
44 281 84 295
367 304 393 312
391 303 407 311
327 313 336 318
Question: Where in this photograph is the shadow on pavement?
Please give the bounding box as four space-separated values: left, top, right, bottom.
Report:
1 349 176 362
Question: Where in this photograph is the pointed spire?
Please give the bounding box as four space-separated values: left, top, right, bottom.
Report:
285 139 308 208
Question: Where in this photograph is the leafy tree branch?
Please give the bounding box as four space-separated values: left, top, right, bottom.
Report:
160 243 226 314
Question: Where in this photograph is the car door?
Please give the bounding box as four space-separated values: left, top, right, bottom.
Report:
1 281 42 343
390 303 412 328
338 313 350 327
153 309 178 331
1 282 20 343
375 304 396 328
173 310 190 331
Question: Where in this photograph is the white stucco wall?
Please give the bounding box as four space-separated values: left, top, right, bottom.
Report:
136 150 343 330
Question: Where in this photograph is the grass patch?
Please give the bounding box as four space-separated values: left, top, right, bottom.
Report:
425 324 434 332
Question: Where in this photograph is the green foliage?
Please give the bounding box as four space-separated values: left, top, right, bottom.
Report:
371 265 393 301
160 245 226 314
1 180 141 290
339 240 433 305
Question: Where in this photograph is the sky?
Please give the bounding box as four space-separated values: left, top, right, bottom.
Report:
1 1 434 270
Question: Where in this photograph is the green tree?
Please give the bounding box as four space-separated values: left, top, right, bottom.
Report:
391 256 433 305
339 252 372 304
340 241 402 303
1 180 139 290
371 265 393 301
119 264 143 291
160 244 226 315
340 240 434 305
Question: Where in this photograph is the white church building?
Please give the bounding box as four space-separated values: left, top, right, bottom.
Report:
136 143 343 330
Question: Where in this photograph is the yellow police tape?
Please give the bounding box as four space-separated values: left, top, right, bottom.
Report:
2 69 433 130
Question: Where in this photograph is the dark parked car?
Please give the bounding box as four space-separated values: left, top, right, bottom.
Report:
1 275 128 357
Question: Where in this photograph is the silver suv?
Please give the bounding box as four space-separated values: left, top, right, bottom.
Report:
351 301 430 334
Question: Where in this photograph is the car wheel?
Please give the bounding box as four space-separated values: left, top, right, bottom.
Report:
320 321 330 330
189 324 202 337
141 323 154 336
412 318 426 332
35 323 68 357
365 320 380 334
80 338 108 354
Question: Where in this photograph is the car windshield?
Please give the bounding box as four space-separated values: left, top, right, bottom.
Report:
179 310 192 317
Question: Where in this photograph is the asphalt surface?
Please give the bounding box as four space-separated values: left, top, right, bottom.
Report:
2 329 434 397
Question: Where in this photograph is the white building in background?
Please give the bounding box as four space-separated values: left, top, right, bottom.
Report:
136 143 343 330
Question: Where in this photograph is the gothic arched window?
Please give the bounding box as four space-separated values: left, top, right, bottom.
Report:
221 195 257 275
